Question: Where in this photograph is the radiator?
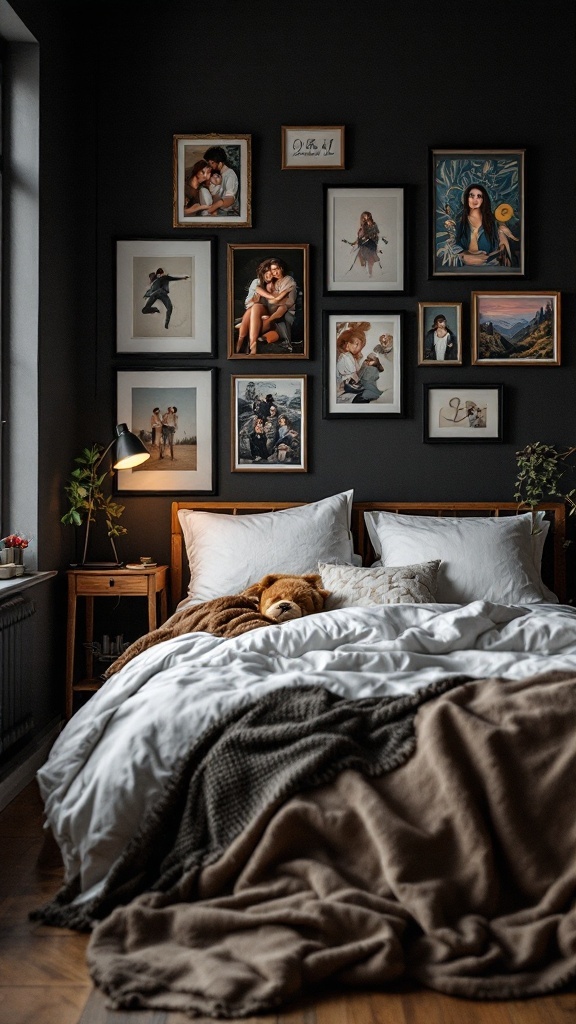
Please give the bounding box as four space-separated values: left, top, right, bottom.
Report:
0 594 36 757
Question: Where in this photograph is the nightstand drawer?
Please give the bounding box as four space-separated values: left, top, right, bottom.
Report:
74 573 150 596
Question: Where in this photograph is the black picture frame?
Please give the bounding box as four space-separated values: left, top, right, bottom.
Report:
423 383 504 443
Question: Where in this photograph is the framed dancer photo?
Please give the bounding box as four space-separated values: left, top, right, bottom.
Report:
116 239 216 357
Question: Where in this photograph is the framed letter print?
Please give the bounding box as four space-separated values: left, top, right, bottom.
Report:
115 368 216 493
324 185 405 294
231 374 307 472
323 312 403 417
173 133 251 228
423 383 503 443
431 148 525 278
471 291 560 365
418 302 462 365
116 239 215 356
227 243 309 358
281 126 345 169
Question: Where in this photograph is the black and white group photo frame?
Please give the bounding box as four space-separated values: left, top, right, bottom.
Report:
115 368 216 493
231 374 307 472
431 148 525 278
323 312 403 417
173 133 251 228
324 185 406 294
116 239 216 357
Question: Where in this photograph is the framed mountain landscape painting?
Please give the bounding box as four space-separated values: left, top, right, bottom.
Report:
471 291 561 365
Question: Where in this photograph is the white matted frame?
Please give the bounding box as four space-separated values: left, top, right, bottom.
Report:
173 133 251 228
471 290 561 365
116 239 215 356
231 374 307 472
281 126 345 169
323 312 403 418
423 383 503 443
418 302 463 365
116 368 216 493
324 185 406 295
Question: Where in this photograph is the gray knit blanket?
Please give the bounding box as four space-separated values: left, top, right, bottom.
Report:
31 675 469 931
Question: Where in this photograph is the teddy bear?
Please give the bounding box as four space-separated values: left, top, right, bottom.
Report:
104 573 330 679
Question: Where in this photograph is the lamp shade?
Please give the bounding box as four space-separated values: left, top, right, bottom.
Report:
112 423 151 470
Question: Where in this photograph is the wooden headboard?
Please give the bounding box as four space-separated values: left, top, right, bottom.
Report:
170 500 567 611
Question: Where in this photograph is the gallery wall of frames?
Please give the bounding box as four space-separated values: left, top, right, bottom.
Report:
113 137 563 496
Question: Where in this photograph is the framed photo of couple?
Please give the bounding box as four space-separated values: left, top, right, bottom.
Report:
115 368 217 494
173 133 252 228
227 244 309 358
231 374 307 472
430 148 525 278
322 312 404 418
324 185 406 294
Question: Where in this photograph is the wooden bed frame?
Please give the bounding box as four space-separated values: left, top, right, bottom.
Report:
170 500 567 611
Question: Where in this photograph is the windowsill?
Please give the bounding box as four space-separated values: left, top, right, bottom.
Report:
0 570 57 597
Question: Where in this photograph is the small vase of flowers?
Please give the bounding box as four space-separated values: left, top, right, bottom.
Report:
0 533 30 565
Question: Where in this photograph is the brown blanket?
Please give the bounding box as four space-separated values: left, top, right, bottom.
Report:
88 670 576 1016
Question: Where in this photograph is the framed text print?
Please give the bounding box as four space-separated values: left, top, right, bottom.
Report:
281 126 345 169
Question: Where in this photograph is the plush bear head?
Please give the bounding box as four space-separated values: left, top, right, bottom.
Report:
243 573 330 623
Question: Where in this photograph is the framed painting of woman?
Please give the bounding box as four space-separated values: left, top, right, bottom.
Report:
430 149 525 278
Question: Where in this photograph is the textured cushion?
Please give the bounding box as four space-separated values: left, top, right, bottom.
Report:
319 560 441 609
178 491 355 603
364 510 557 605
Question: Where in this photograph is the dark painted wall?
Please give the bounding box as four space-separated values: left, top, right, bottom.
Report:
3 1 576 735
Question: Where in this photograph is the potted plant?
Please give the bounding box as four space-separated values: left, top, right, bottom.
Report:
514 442 576 518
61 444 127 565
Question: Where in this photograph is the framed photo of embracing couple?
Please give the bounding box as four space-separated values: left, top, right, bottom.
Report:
173 133 252 228
227 244 310 358
430 148 526 278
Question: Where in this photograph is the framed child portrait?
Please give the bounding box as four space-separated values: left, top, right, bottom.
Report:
228 244 309 358
418 302 463 365
231 374 307 472
173 133 251 228
322 312 403 418
324 185 406 294
430 148 525 278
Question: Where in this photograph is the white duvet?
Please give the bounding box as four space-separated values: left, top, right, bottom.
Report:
38 600 576 907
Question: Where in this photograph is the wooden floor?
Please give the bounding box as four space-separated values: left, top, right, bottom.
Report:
1 781 575 1024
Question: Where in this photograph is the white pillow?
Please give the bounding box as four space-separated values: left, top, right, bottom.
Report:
179 491 355 602
319 560 441 609
363 510 557 605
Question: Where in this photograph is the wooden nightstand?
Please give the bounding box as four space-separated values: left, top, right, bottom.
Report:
65 565 169 719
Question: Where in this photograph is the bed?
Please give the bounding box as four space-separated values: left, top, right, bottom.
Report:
34 493 576 1018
